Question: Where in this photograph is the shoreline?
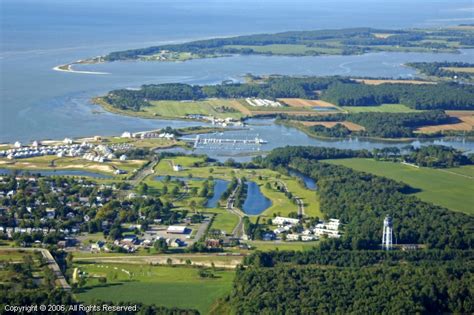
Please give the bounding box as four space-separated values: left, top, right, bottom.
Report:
52 59 109 75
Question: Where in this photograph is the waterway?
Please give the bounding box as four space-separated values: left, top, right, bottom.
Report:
1 0 473 157
206 179 230 208
242 181 272 215
289 169 318 190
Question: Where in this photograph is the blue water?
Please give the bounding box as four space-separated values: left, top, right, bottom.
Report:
289 169 317 190
0 168 112 178
312 106 338 112
242 181 272 215
206 179 230 208
1 0 474 143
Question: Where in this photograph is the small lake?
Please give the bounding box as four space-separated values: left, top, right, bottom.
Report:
242 181 272 215
206 179 229 208
0 168 112 178
289 169 317 190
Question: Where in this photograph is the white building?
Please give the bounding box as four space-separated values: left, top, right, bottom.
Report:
167 226 188 234
172 164 183 172
121 131 132 138
63 138 73 145
119 154 128 161
14 141 22 148
273 216 300 226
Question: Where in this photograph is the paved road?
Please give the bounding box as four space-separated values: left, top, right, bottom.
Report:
278 180 304 217
3 248 71 291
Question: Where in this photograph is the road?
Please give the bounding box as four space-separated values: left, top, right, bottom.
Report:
278 180 305 217
3 248 71 291
74 253 244 269
225 178 246 238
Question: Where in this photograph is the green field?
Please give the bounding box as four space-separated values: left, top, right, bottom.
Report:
247 241 317 251
325 159 474 214
224 44 342 55
205 209 240 234
342 104 420 113
154 157 322 219
75 263 234 314
147 99 244 119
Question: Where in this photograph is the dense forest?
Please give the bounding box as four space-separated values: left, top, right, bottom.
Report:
102 27 474 61
262 146 473 249
286 110 453 138
228 261 473 314
406 61 474 80
404 145 473 168
320 81 474 110
219 146 474 313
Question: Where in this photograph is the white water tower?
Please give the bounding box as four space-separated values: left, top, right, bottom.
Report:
382 215 393 250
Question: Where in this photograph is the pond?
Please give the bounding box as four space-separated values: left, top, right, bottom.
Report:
289 169 317 190
0 168 112 178
312 106 338 112
206 179 230 208
242 181 272 215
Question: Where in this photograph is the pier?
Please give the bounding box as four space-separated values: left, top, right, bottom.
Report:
180 135 268 149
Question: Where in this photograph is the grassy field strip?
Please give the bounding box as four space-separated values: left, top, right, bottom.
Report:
342 104 420 113
325 159 474 215
147 99 244 119
74 263 235 314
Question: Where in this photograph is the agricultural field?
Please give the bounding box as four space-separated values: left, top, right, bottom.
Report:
441 67 474 73
325 158 474 215
417 111 474 133
146 99 245 119
74 263 234 314
342 104 420 113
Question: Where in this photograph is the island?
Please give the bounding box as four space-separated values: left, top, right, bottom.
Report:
56 25 474 72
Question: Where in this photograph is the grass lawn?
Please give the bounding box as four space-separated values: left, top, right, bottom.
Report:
154 157 322 219
147 99 244 119
75 263 234 314
342 104 420 113
247 241 317 251
205 209 240 234
325 158 474 215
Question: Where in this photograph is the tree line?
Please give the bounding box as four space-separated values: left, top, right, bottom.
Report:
321 81 474 110
262 146 473 249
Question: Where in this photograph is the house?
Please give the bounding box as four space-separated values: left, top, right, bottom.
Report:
262 232 276 241
286 234 300 241
273 216 300 226
45 208 56 219
167 226 188 234
119 154 127 161
172 164 183 172
121 131 132 138
63 138 73 145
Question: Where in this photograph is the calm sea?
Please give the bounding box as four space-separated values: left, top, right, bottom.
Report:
1 0 473 143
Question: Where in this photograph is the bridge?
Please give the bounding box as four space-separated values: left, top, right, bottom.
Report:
180 135 268 149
